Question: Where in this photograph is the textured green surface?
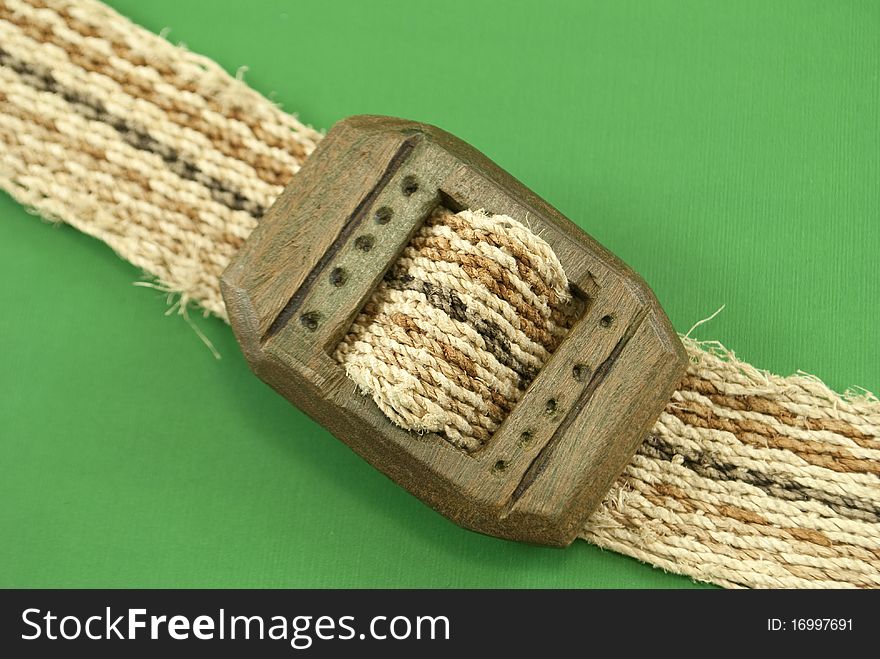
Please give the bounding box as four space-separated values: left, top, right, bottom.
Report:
1 0 878 588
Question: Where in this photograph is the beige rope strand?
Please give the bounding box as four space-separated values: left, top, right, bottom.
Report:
0 0 320 317
2 0 878 589
335 206 580 451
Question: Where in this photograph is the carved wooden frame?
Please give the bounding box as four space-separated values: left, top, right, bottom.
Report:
221 115 686 546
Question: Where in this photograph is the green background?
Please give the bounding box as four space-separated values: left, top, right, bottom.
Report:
1 0 878 588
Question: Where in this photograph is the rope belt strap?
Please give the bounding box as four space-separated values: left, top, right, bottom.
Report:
2 0 878 589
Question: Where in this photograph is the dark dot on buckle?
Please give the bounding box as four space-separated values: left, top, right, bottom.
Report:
600 314 614 328
330 267 347 287
545 398 558 414
355 235 374 251
572 364 591 382
493 460 508 473
374 206 393 224
401 175 419 196
300 311 320 331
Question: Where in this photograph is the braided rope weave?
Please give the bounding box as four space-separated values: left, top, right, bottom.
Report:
2 0 878 588
335 206 582 451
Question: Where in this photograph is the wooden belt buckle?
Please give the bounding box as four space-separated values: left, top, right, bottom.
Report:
221 116 687 546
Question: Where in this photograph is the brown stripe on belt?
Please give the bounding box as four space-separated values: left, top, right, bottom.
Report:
681 374 880 450
19 0 310 166
0 47 267 219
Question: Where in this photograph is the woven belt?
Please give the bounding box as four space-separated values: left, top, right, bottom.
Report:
2 0 878 588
